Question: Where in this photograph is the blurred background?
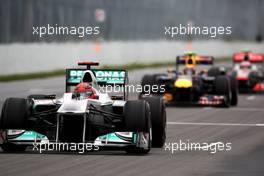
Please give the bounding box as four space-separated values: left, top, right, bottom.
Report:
0 0 263 75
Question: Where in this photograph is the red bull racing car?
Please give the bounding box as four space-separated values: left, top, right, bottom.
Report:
140 52 238 107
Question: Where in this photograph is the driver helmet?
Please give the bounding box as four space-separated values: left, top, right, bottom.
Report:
73 82 97 99
240 61 251 70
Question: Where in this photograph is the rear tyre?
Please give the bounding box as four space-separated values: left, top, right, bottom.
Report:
1 143 27 152
208 67 221 77
248 71 261 87
229 74 238 106
1 98 29 129
140 75 156 97
142 96 166 148
215 76 231 107
140 74 165 97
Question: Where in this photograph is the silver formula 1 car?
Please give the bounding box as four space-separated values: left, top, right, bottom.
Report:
0 61 166 154
232 51 264 93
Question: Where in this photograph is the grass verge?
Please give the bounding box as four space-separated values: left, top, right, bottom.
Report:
0 57 230 82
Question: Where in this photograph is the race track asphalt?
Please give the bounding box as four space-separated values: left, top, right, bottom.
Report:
0 67 264 176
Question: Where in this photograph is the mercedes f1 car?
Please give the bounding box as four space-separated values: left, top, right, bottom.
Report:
0 61 166 154
140 52 238 107
232 51 264 93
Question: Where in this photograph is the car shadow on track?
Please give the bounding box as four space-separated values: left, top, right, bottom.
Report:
0 148 165 156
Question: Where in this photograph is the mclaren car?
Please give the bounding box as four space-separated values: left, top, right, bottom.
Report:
232 51 264 93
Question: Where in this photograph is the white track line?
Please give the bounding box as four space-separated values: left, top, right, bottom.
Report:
246 96 256 100
167 122 264 127
200 107 264 112
201 107 264 112
228 108 264 112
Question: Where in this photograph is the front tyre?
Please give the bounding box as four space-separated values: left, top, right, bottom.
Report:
1 98 30 129
124 100 151 132
142 96 166 148
124 100 151 154
215 76 231 108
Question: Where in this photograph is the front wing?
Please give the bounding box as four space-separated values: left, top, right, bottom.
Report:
1 130 150 150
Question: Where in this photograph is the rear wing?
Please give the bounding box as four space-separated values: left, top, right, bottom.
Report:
233 53 264 63
65 68 128 93
176 55 214 70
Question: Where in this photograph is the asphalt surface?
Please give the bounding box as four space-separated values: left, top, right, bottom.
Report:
0 67 264 176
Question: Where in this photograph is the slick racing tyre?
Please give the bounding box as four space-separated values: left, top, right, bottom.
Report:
215 76 231 107
208 67 221 77
229 74 238 106
0 98 30 129
142 96 166 147
248 71 261 87
140 75 157 97
125 100 151 154
140 74 165 97
124 100 151 132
